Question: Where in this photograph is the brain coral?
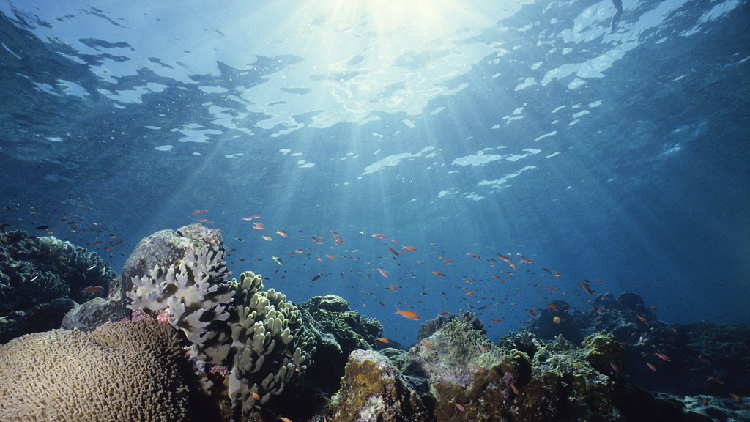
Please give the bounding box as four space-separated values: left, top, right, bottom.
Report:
0 320 191 422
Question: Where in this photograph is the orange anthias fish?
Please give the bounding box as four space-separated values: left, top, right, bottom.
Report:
395 307 420 321
655 352 670 361
402 246 417 251
192 209 207 215
376 269 388 278
372 234 387 239
82 285 104 294
376 337 389 343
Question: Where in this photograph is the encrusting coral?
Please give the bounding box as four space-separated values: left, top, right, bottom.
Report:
126 228 314 418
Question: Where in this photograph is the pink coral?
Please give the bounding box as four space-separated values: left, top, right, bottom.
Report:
157 307 171 323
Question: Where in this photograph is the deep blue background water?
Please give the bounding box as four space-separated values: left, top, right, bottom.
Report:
1 0 748 345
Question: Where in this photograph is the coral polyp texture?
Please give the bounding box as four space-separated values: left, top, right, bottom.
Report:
125 225 314 418
0 320 190 422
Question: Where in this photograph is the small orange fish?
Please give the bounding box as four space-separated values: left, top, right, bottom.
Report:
262 236 272 241
402 246 417 251
82 285 104 294
492 318 503 322
192 209 207 215
372 234 387 239
547 303 560 311
279 418 292 422
646 362 657 371
376 338 389 343
276 231 287 237
395 307 420 321
708 376 724 385
432 271 446 277
520 258 534 264
529 309 537 317
420 340 432 349
655 352 670 361
511 383 519 395
466 291 475 296
197 218 207 222
455 403 464 411
252 392 260 401
638 316 649 324
467 252 477 258
610 363 619 373
376 269 388 278
592 305 603 314
439 311 449 315
474 363 484 373
498 255 512 263
479 344 487 353
389 285 398 291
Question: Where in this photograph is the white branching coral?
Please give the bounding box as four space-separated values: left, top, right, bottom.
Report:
127 246 235 363
126 246 314 418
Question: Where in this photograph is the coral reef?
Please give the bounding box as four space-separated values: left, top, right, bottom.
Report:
324 349 428 422
268 295 386 422
416 309 484 341
298 294 383 395
0 229 114 342
124 225 315 419
320 317 710 422
0 320 194 422
678 321 750 395
64 223 219 332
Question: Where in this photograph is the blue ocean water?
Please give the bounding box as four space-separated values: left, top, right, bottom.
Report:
0 0 748 346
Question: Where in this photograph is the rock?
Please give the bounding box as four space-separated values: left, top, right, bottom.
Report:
324 349 428 422
61 296 128 331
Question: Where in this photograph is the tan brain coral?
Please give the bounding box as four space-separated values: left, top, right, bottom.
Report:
0 320 191 422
